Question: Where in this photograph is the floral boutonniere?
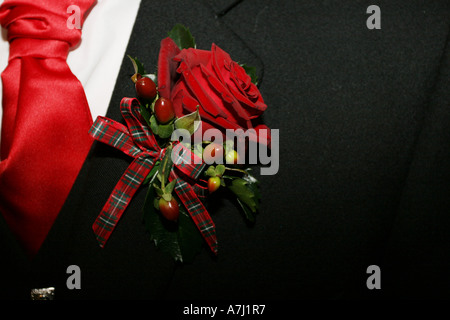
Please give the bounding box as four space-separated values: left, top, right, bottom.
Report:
89 24 274 263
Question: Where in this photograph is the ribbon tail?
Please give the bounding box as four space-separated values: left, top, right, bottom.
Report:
93 157 155 247
170 171 218 254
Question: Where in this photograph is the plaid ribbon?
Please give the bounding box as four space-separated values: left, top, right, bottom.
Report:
89 97 217 254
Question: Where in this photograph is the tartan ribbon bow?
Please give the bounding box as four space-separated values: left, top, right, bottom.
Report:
88 97 218 254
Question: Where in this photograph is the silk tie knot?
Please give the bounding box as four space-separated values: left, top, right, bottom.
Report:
0 2 82 60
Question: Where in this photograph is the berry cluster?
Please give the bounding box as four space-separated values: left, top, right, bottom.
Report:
135 75 175 124
134 74 181 221
203 143 240 193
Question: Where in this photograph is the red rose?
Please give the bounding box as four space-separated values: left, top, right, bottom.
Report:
157 37 270 146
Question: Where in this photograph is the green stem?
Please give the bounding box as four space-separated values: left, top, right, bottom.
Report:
224 167 247 175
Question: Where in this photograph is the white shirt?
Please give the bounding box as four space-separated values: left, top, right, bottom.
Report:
0 0 141 132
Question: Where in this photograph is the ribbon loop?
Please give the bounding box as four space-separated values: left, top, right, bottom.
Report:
90 97 218 253
89 116 142 159
120 98 160 152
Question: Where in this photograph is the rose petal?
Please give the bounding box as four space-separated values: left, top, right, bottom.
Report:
199 64 251 122
211 43 232 85
212 45 267 117
174 48 212 67
158 37 181 99
176 60 228 119
171 84 188 117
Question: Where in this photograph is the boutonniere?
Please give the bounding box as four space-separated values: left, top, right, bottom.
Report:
89 24 274 263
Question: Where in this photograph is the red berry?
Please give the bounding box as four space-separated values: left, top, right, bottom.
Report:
203 143 224 164
135 76 157 100
154 97 175 124
208 176 221 193
159 197 179 221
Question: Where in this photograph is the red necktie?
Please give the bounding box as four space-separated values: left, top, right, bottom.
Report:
0 0 96 258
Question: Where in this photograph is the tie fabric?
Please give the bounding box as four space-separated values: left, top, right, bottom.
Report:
0 0 96 258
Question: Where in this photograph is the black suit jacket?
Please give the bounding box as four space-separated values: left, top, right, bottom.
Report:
1 0 449 301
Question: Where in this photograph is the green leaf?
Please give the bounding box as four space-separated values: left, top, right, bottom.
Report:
143 161 160 185
243 172 261 200
164 179 177 195
174 107 201 135
158 122 174 139
150 115 159 135
153 183 164 197
128 55 146 75
205 166 216 177
227 177 260 213
140 104 152 127
241 64 258 85
143 186 203 263
149 92 160 113
215 164 226 177
236 198 255 223
227 174 260 223
168 24 196 50
177 207 204 263
158 145 173 186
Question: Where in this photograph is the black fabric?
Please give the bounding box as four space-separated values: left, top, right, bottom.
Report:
1 0 449 300
165 0 450 300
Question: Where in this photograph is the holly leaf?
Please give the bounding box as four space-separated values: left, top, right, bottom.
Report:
177 206 204 263
168 24 196 50
243 172 261 195
240 64 258 85
236 198 255 223
143 186 203 263
128 55 146 76
174 107 201 135
227 175 260 214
